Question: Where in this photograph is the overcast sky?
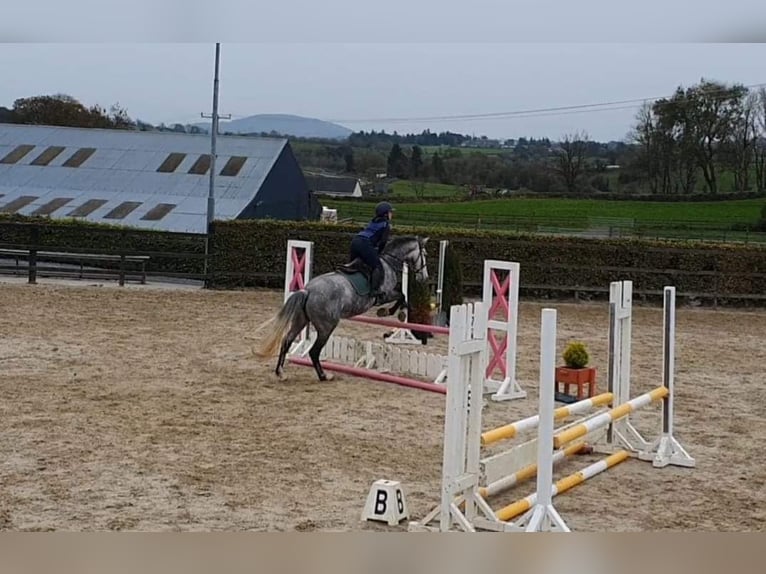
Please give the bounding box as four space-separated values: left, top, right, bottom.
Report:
3 7 766 142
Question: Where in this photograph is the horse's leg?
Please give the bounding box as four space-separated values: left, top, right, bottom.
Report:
307 318 337 382
376 290 406 317
388 291 407 316
275 314 309 380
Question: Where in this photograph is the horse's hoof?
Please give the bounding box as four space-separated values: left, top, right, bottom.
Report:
319 373 334 382
277 371 287 381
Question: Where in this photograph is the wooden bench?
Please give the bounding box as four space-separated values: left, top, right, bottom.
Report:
0 249 150 286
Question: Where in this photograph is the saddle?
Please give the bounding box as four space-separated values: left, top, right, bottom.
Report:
336 257 371 279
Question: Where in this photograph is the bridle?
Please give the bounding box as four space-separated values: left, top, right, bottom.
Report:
381 239 428 276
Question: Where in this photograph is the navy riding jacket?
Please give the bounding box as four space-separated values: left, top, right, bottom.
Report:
356 216 391 252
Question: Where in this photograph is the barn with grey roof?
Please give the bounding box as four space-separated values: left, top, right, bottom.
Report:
0 123 320 233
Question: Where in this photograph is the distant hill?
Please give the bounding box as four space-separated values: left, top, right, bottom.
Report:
194 114 353 140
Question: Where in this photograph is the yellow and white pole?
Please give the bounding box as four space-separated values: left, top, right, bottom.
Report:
479 442 587 498
481 392 613 446
496 450 631 522
553 387 668 449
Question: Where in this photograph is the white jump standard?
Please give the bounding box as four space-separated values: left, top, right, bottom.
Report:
281 239 526 400
409 281 695 532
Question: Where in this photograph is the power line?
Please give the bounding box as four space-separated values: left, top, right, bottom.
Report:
330 98 658 123
346 103 646 124
185 103 642 126
324 82 766 124
166 81 766 130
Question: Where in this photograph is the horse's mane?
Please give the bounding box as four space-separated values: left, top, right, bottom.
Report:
382 235 421 252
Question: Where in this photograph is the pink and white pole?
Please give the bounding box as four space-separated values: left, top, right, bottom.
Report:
482 260 525 401
284 239 314 355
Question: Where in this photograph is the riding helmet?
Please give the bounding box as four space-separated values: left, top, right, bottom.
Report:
375 201 394 217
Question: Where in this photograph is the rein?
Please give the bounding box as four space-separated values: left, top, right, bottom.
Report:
381 241 427 275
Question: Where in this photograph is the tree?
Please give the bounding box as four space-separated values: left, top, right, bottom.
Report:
554 131 589 193
722 91 757 191
441 242 463 319
387 143 408 178
12 94 136 130
344 149 355 173
754 88 766 193
627 79 753 195
354 149 387 175
108 103 135 129
410 145 424 177
684 79 748 194
408 180 426 199
628 102 663 194
0 106 19 124
654 94 698 194
431 152 445 182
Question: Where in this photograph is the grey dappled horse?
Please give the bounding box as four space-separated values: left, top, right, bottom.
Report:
258 236 430 381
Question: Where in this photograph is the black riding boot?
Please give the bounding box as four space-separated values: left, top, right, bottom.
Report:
369 265 384 303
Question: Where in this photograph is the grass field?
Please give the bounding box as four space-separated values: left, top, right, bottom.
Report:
322 196 766 243
406 197 763 224
420 145 509 156
386 180 464 198
325 197 764 225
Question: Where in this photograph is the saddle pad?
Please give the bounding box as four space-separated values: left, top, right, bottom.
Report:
340 270 371 296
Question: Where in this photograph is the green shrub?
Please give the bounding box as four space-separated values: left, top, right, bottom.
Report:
404 269 435 344
441 241 463 312
563 341 589 368
407 271 432 323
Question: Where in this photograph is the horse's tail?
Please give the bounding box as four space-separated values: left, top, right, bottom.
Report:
255 290 308 358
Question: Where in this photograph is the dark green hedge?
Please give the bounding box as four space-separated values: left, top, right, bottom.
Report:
210 219 766 305
0 216 206 276
3 215 765 307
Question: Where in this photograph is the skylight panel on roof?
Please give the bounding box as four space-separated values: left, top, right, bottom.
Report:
220 156 247 176
157 152 186 173
30 146 66 166
32 197 74 216
67 199 108 217
0 144 35 164
62 147 96 168
188 154 211 175
0 195 38 213
104 201 142 219
141 203 176 221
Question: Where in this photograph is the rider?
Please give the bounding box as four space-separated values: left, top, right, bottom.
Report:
349 201 394 302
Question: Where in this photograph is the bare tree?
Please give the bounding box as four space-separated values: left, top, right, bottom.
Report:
726 91 758 191
755 87 766 193
554 131 589 193
686 79 748 194
628 103 660 193
408 179 426 199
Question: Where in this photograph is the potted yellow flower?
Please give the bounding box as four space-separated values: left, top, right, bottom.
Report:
555 341 597 402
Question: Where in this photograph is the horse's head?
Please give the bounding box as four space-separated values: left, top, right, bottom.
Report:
413 236 429 283
383 235 430 282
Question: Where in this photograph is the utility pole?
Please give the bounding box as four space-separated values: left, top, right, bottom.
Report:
201 42 231 283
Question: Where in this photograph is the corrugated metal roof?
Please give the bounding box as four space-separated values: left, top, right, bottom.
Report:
0 123 289 233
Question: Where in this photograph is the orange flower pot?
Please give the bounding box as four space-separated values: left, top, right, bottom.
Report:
555 366 597 400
